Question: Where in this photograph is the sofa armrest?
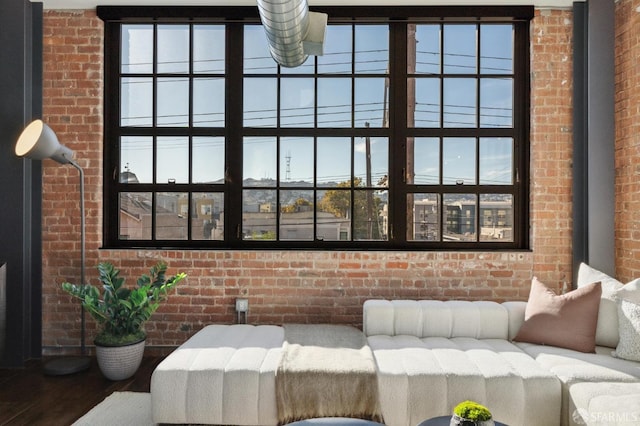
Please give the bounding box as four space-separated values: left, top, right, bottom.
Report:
502 301 527 340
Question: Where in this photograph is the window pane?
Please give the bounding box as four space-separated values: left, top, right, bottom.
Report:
193 78 225 127
119 192 152 240
410 77 440 127
481 24 513 74
280 189 314 240
480 78 513 128
355 25 389 74
193 137 225 184
121 25 153 74
157 78 189 127
407 193 439 241
244 25 277 74
157 25 189 74
280 137 313 185
244 137 276 186
281 78 315 127
354 189 388 240
192 192 224 240
443 78 476 127
156 192 188 240
243 190 276 240
244 78 277 127
444 24 477 74
411 24 440 75
443 138 476 185
480 137 513 185
355 78 389 128
157 137 188 184
193 25 225 74
317 189 351 241
412 137 440 185
444 194 476 241
120 136 153 183
317 137 351 186
355 137 388 188
121 77 152 126
318 78 352 127
480 194 513 241
318 25 352 74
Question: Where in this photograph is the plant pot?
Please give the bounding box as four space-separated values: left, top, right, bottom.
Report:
95 338 145 381
450 414 495 426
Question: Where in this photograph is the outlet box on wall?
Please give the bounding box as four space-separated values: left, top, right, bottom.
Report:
235 298 249 313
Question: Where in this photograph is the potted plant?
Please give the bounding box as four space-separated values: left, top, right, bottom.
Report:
450 401 495 426
62 261 186 380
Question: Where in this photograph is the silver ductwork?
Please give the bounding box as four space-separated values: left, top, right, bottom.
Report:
256 0 327 68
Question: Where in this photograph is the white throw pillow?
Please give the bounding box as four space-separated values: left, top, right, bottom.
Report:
612 298 640 362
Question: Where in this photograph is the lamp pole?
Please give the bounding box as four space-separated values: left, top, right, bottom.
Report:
69 160 86 355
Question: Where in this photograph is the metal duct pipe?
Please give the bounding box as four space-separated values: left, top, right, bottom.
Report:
256 0 310 67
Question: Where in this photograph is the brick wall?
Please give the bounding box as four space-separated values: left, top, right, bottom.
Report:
41 9 574 354
615 0 640 283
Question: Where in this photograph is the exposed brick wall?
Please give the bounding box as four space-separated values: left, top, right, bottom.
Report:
615 0 640 283
41 9 574 355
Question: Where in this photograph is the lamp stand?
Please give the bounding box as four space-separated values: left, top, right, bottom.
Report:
43 160 91 376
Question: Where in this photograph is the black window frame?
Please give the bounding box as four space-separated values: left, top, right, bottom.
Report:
99 6 532 250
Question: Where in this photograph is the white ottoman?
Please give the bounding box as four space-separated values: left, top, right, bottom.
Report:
569 382 640 426
151 324 284 425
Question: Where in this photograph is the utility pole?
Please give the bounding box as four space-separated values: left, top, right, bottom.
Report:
365 122 373 239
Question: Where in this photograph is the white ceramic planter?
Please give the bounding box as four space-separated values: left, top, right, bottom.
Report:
95 338 145 381
450 415 495 426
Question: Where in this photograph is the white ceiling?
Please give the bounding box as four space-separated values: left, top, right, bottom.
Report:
32 0 579 10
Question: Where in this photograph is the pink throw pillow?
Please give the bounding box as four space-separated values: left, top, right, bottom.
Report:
514 277 602 353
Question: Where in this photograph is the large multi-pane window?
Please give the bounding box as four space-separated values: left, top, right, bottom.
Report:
101 6 532 249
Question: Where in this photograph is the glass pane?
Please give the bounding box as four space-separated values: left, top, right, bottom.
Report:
280 56 314 74
157 78 189 126
317 137 351 186
443 138 476 185
121 25 153 74
157 25 189 74
411 24 440 74
192 192 224 241
193 137 225 184
243 189 276 240
407 193 439 241
318 78 352 127
443 194 476 242
193 78 225 127
244 78 277 127
480 24 513 74
280 137 313 185
281 78 315 127
480 78 512 128
354 190 388 240
443 78 476 127
156 192 188 240
355 137 388 188
412 137 440 185
244 25 277 74
317 189 351 241
410 78 440 127
194 25 225 73
480 137 513 185
243 137 276 186
119 192 152 240
355 25 389 74
318 25 352 74
120 136 152 183
157 137 188 184
280 189 314 241
480 194 513 241
444 24 477 74
355 78 389 128
121 77 152 127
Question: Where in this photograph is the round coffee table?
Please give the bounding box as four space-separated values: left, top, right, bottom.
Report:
285 418 385 426
417 416 508 426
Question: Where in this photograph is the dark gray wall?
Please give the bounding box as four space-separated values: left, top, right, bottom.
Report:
0 0 43 367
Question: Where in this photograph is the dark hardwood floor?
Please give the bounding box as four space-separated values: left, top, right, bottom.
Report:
0 356 163 426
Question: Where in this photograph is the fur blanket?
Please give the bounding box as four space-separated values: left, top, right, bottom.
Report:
275 324 384 425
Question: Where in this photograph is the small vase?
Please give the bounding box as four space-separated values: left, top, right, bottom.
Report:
450 414 495 426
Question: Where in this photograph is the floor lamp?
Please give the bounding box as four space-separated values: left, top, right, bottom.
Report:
15 119 91 375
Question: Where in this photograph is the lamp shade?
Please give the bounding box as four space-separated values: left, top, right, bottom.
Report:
15 119 74 165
